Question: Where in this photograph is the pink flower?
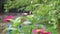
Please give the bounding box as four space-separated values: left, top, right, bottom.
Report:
6 15 13 19
22 13 28 16
32 29 44 34
32 29 36 33
2 15 13 22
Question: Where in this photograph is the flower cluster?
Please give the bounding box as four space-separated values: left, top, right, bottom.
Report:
32 29 50 34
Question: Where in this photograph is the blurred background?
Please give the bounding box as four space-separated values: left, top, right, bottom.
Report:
0 0 60 34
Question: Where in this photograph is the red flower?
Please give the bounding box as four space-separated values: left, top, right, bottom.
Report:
44 32 50 34
32 29 50 34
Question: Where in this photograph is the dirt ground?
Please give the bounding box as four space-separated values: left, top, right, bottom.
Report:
0 23 7 34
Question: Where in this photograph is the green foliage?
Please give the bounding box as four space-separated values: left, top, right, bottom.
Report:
4 0 40 12
10 17 21 27
3 0 60 34
33 4 53 16
3 17 21 34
